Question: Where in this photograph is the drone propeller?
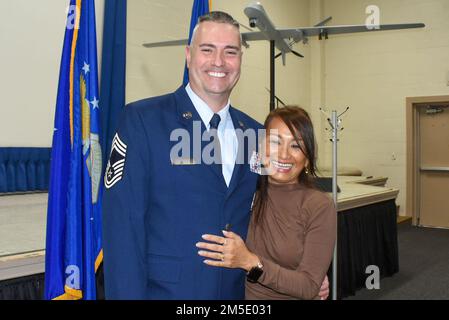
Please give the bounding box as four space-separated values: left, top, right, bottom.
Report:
291 50 304 58
274 50 304 60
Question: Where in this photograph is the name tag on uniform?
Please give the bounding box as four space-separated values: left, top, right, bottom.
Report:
171 157 197 165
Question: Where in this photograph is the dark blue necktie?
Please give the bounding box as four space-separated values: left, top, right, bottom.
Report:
209 113 221 130
209 113 222 164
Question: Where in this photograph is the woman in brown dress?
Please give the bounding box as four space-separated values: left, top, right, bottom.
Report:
197 106 336 300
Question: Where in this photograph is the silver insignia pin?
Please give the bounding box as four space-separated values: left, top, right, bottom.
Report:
183 112 192 120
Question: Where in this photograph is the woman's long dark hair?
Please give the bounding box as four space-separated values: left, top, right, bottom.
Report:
252 106 318 225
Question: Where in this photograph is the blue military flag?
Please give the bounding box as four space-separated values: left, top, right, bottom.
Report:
45 0 103 300
183 0 211 85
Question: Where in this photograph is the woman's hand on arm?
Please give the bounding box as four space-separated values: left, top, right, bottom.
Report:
196 230 260 271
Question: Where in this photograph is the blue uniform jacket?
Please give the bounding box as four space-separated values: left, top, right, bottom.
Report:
102 86 262 299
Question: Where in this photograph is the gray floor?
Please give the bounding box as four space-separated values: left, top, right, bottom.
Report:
0 193 47 257
2 194 449 299
345 221 449 300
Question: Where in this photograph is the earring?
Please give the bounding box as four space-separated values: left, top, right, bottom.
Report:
305 167 309 174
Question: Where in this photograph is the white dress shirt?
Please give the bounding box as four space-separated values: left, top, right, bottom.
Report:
185 84 238 186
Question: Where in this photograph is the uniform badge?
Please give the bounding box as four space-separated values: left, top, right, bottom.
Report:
104 133 127 189
171 157 197 165
182 112 192 120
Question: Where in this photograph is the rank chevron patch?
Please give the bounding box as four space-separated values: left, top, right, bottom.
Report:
104 133 127 189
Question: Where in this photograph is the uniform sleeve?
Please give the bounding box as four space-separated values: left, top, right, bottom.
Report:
256 196 337 299
102 105 151 299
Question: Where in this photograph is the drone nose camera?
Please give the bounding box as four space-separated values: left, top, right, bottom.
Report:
249 18 257 28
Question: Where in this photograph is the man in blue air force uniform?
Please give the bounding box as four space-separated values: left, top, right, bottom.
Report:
102 12 263 299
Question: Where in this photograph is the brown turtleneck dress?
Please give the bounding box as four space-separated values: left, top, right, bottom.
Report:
245 182 336 300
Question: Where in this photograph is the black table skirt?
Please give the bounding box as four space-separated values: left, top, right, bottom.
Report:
334 199 399 298
0 266 104 300
1 200 398 300
0 273 44 300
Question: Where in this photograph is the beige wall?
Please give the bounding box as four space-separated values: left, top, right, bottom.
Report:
0 0 104 147
127 0 310 123
128 0 449 216
2 0 447 216
317 0 449 214
127 0 449 215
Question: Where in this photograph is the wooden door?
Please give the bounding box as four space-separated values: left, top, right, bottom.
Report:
418 104 449 228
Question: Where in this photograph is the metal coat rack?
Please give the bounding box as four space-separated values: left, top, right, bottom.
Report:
319 106 349 300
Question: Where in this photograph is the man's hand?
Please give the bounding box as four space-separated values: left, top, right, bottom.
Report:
319 275 330 300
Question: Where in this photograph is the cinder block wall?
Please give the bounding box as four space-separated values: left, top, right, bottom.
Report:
0 0 105 147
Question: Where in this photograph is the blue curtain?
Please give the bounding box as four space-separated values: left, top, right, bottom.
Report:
100 0 127 171
0 147 51 193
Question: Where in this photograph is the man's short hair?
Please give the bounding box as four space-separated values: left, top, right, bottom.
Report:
198 11 240 30
190 11 241 46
